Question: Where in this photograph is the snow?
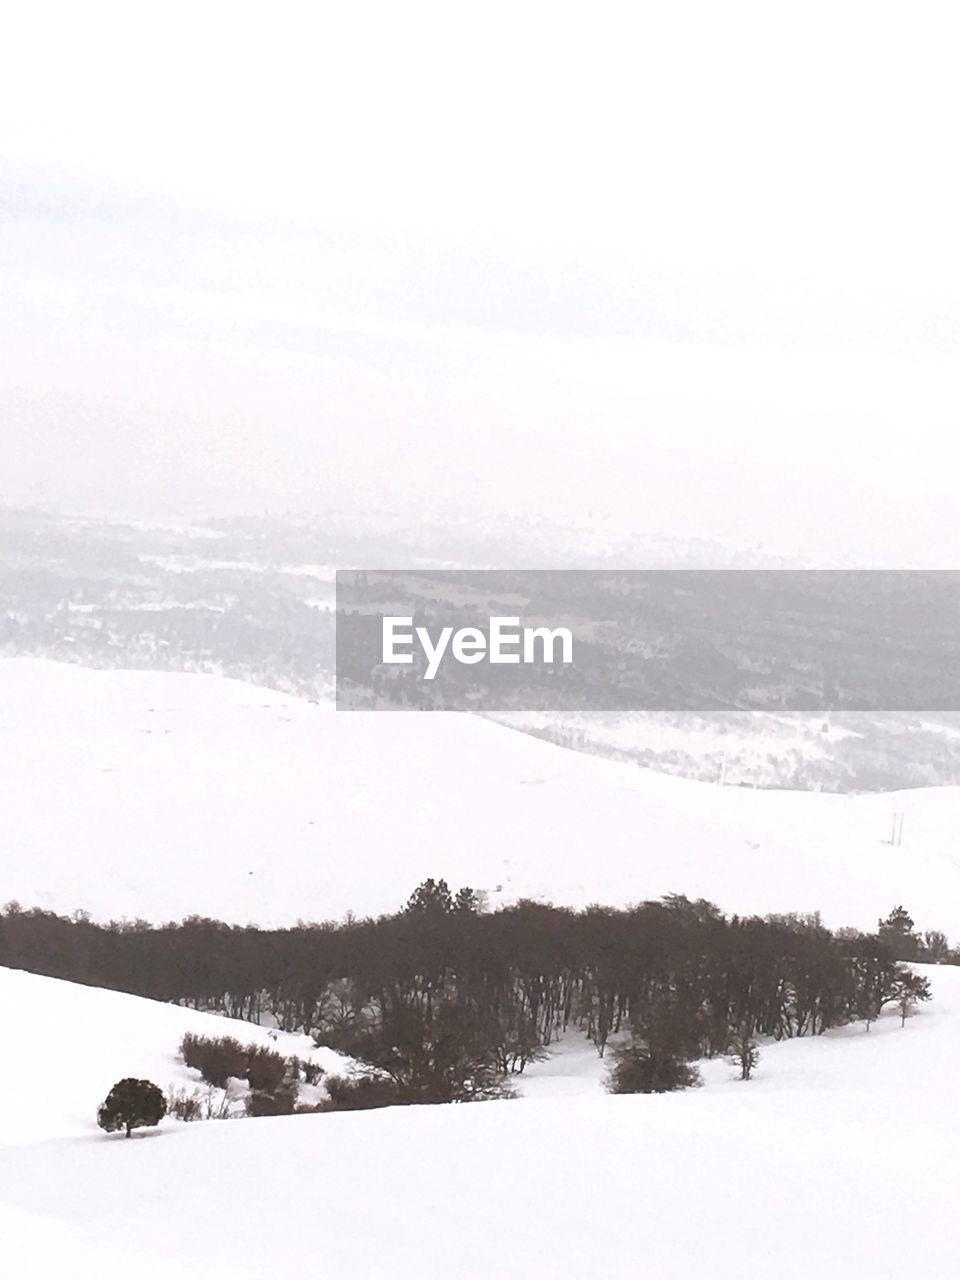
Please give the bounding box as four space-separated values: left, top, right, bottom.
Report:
2 656 959 1275
0 967 349 1147
2 658 959 934
0 961 957 1278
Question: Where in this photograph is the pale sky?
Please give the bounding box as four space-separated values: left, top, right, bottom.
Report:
2 1 959 563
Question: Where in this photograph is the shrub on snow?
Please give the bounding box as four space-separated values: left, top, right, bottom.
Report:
98 1078 167 1138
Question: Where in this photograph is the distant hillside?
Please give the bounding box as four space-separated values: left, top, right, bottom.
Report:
2 659 959 933
6 510 960 791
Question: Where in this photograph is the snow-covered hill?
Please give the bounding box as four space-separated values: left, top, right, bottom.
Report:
0 966 348 1147
3 659 959 1276
3 658 960 933
0 961 957 1278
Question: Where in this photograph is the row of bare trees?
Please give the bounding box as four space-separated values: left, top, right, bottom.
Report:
1 886 935 1098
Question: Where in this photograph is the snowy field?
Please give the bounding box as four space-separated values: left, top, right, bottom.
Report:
0 967 350 1146
2 658 959 1276
0 961 957 1278
2 658 959 934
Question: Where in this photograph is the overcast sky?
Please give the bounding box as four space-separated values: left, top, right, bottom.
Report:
2 2 959 562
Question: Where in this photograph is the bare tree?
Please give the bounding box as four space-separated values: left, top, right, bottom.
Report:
728 1021 760 1080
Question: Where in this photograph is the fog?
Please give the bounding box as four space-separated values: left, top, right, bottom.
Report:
2 2 959 563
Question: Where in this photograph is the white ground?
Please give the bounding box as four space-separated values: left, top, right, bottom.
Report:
0 961 956 1278
0 967 349 1147
2 659 959 935
2 659 959 1275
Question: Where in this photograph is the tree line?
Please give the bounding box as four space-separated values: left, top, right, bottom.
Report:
0 886 942 1100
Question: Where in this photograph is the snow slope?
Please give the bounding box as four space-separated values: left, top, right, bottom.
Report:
0 962 957 1279
0 967 348 1147
2 658 959 933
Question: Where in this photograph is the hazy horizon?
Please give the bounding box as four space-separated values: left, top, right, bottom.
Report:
3 4 959 565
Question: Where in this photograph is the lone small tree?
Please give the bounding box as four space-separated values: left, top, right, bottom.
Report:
728 1021 760 1081
894 971 932 1027
98 1078 167 1138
